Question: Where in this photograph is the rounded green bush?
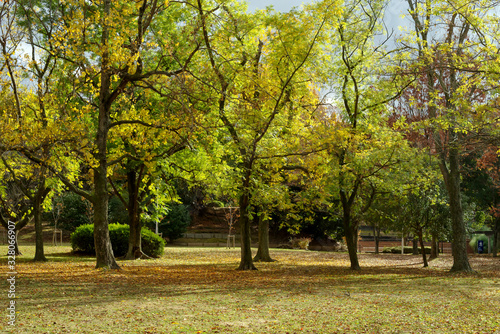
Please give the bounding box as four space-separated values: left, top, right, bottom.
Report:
141 228 165 258
71 223 165 258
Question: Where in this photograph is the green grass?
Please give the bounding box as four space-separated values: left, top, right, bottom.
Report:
1 245 499 333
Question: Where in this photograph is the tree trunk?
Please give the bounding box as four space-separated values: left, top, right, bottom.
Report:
253 211 275 262
92 0 119 270
33 182 47 262
13 232 21 256
493 230 498 258
340 185 360 270
2 218 30 256
412 236 419 255
125 170 143 260
492 218 499 258
344 222 360 270
8 228 22 256
342 201 360 270
445 148 473 272
237 191 256 270
374 225 380 254
417 225 428 267
93 164 119 269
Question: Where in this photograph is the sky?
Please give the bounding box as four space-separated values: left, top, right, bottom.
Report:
246 0 306 12
246 0 410 36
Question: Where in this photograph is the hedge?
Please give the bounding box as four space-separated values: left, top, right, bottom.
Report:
71 223 165 258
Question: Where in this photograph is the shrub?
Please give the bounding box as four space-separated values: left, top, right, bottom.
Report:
147 203 191 242
70 224 94 253
141 228 165 258
71 223 165 258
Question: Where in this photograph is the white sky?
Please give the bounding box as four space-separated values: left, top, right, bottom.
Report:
246 0 306 12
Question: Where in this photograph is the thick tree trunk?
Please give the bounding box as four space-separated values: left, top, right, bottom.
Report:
125 170 143 260
374 225 380 254
253 212 275 262
412 236 419 255
93 166 119 269
417 226 428 267
344 222 360 270
33 183 47 262
340 187 360 270
342 203 360 270
445 148 473 272
237 191 256 270
125 217 142 260
339 160 361 270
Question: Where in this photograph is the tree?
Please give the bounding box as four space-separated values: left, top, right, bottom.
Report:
14 0 201 268
195 0 339 270
316 0 414 270
0 0 66 262
398 0 500 272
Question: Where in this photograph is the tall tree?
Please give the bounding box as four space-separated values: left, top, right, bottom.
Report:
0 0 68 261
14 0 201 269
195 0 339 270
317 0 412 270
399 0 500 272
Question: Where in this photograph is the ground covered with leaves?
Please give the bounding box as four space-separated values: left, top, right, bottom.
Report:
1 245 499 333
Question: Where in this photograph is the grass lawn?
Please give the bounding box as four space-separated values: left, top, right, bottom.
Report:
1 244 499 333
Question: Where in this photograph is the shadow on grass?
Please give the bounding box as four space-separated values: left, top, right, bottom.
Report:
0 251 96 263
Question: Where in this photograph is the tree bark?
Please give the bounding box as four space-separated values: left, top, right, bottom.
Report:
344 222 360 270
1 217 30 256
412 236 419 255
125 170 143 260
340 180 360 270
93 165 119 269
253 211 275 262
33 180 48 262
492 218 499 258
13 232 21 256
8 229 22 256
429 233 438 260
237 189 257 270
374 225 380 254
342 200 360 270
417 225 428 267
445 147 473 272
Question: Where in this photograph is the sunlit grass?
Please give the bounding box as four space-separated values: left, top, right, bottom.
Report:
1 245 499 333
